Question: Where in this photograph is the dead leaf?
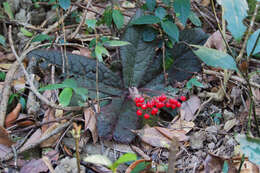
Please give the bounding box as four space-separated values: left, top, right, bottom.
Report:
0 53 16 62
84 107 98 143
201 0 210 6
170 119 195 134
20 129 42 151
11 114 35 127
40 123 61 148
134 126 172 148
180 95 200 121
41 108 55 133
0 126 14 147
5 103 22 128
224 118 237 132
72 47 92 57
0 63 12 70
12 77 26 91
125 159 151 173
204 30 226 51
155 126 189 141
0 144 12 159
233 160 259 173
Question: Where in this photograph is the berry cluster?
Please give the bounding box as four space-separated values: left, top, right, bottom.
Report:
135 94 186 119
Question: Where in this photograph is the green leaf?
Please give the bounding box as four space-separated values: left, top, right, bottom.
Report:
219 0 248 40
173 0 190 26
0 34 6 47
95 45 109 62
86 19 97 29
246 29 260 56
191 45 238 70
19 97 26 110
20 27 33 37
112 9 124 29
161 20 179 41
146 0 156 11
162 0 171 6
142 27 157 42
186 78 204 89
104 40 131 47
103 8 113 27
222 161 229 173
59 0 71 10
235 134 260 165
84 155 112 167
3 2 14 19
155 7 167 19
111 153 137 170
32 34 53 42
188 12 202 27
73 87 88 101
39 83 65 92
62 78 78 88
59 87 73 106
131 15 161 25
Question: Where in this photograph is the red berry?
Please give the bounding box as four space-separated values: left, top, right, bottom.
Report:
158 102 165 108
136 102 142 107
151 107 158 115
141 104 147 110
171 104 176 109
159 94 167 101
135 97 140 103
150 99 156 107
136 109 142 116
176 102 181 107
180 96 186 101
139 97 145 103
165 102 171 108
169 98 178 105
146 101 152 108
144 113 150 119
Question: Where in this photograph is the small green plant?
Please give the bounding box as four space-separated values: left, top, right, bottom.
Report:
0 71 6 81
186 78 205 90
39 78 88 106
8 91 26 109
84 153 137 173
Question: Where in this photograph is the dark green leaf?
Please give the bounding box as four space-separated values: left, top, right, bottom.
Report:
103 8 113 27
59 87 73 106
95 45 109 62
146 0 156 11
235 134 260 165
62 78 78 88
0 71 6 80
142 27 157 42
173 0 190 26
220 0 248 40
131 15 160 25
112 9 124 29
162 0 171 6
39 83 66 91
59 0 71 10
161 20 179 41
3 2 14 19
246 29 260 56
155 7 167 19
32 34 53 42
0 34 6 47
186 78 204 89
86 19 97 29
191 45 238 70
73 87 88 101
104 40 131 47
189 12 201 27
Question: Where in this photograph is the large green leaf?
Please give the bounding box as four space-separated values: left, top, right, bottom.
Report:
111 153 137 170
59 0 71 10
112 9 124 29
146 0 156 11
219 0 248 40
155 7 167 20
173 0 190 26
131 15 161 25
95 45 109 62
191 45 238 70
161 20 179 41
246 29 260 56
59 87 73 106
235 134 260 165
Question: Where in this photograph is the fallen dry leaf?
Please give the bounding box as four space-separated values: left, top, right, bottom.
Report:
12 77 26 91
233 160 259 173
41 108 55 133
84 107 98 143
155 126 189 141
40 123 61 148
180 95 200 121
0 126 14 147
5 103 22 128
224 118 237 132
125 159 151 173
20 129 42 151
204 30 226 51
170 119 195 134
0 144 12 159
0 53 16 62
72 47 92 57
0 63 12 70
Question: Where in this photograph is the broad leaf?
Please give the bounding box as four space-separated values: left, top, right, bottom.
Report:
112 9 124 29
161 20 179 41
219 0 248 40
246 29 260 56
186 78 205 89
235 134 260 165
59 87 73 106
3 2 14 19
39 83 65 91
32 34 53 42
146 0 156 11
103 8 113 27
73 87 88 101
173 0 190 26
0 34 6 47
59 0 71 10
62 78 78 88
95 45 109 62
142 27 157 42
191 45 238 70
20 28 33 37
155 7 167 20
104 40 130 47
85 19 97 29
189 12 202 27
131 15 160 25
111 153 137 170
